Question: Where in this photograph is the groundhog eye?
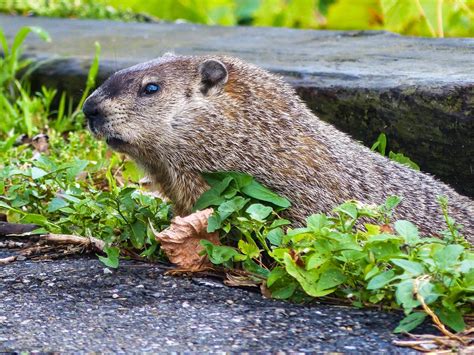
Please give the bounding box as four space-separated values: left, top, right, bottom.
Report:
143 83 160 95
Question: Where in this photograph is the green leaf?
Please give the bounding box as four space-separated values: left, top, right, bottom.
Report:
384 195 402 211
200 240 239 265
283 253 321 296
417 280 439 305
64 159 89 181
246 203 273 221
394 312 426 333
460 259 474 273
86 41 101 88
364 265 380 280
193 176 233 211
47 197 69 213
317 268 346 290
269 219 291 229
435 307 466 333
271 283 297 299
21 213 49 227
242 258 269 277
267 267 287 287
371 133 387 155
202 171 253 189
207 196 250 232
283 253 338 297
366 234 403 243
241 180 291 208
98 246 120 268
434 245 464 270
267 267 298 299
0 200 13 210
395 279 420 311
207 213 222 233
266 227 284 246
306 252 328 270
238 239 260 259
306 214 329 233
388 152 420 170
367 270 396 290
28 26 51 42
122 160 143 182
391 259 424 276
394 220 420 245
131 220 147 249
334 202 358 219
31 167 48 180
218 196 249 219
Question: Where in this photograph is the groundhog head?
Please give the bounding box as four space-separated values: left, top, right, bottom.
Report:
83 54 229 160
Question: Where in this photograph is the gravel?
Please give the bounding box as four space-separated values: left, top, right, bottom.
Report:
0 252 430 352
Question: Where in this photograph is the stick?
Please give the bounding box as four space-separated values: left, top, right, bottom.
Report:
0 255 17 265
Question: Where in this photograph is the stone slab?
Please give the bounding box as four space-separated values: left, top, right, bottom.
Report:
1 15 473 196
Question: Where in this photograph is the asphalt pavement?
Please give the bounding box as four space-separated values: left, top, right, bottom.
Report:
0 252 429 352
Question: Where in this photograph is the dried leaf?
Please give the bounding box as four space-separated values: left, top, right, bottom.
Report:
154 208 220 271
32 133 49 155
260 282 272 298
380 224 395 234
224 273 261 287
0 256 17 265
289 249 305 267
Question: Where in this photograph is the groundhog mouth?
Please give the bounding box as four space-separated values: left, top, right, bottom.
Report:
106 136 128 150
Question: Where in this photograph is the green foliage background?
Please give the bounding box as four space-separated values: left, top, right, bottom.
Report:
1 0 473 37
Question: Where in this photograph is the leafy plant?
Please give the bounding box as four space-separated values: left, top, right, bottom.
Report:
0 26 170 267
198 172 473 333
371 133 420 170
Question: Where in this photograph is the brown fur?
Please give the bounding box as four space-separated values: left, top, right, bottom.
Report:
83 55 473 243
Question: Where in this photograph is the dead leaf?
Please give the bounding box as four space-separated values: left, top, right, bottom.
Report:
289 249 305 268
260 282 272 298
380 224 394 234
32 133 49 157
154 208 220 271
225 273 261 287
0 256 17 265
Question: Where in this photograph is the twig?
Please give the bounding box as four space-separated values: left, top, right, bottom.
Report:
0 255 17 265
413 276 467 344
42 233 106 251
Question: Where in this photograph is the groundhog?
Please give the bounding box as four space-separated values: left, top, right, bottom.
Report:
83 54 473 243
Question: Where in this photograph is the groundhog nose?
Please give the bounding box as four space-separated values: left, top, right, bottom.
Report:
83 98 100 119
83 98 105 130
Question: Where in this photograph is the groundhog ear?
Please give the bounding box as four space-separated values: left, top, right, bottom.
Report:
199 59 228 94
